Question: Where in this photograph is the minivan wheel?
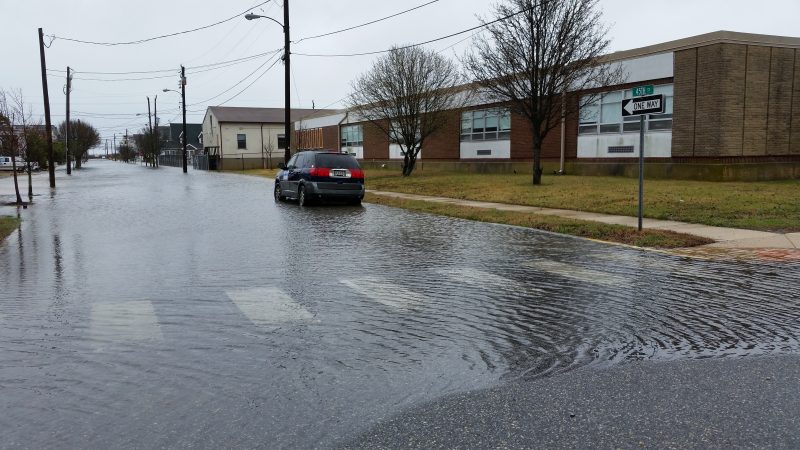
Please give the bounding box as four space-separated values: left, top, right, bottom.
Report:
298 185 309 206
274 183 285 202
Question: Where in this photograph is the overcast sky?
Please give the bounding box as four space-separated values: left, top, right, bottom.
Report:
2 0 799 150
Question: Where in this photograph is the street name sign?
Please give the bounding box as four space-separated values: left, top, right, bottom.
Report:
622 94 664 117
631 85 654 97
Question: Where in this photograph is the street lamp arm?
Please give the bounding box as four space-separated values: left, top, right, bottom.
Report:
244 13 284 30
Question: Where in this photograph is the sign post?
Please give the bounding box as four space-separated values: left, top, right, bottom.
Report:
623 89 665 231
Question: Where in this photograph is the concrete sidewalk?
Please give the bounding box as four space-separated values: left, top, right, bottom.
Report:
369 190 800 249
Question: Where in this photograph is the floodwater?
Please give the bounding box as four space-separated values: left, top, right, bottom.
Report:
1 162 799 448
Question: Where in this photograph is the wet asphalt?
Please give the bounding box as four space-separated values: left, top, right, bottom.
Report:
1 162 799 448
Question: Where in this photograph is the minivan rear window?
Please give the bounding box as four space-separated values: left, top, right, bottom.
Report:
315 154 360 169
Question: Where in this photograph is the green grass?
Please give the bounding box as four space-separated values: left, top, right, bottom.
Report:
0 216 20 242
364 193 713 249
364 169 800 232
223 168 279 178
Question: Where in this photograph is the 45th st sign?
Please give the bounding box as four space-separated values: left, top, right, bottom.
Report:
621 94 665 117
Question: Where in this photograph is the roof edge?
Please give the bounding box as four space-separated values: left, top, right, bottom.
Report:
602 30 800 62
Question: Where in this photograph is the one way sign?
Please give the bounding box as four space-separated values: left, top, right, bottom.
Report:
621 94 664 117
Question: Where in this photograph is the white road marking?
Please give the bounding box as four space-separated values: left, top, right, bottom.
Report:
436 267 544 294
340 277 426 309
226 287 313 328
90 300 162 343
524 260 628 287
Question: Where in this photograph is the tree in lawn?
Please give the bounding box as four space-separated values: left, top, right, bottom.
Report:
0 91 23 205
347 46 467 177
463 0 623 185
57 119 100 169
10 89 44 200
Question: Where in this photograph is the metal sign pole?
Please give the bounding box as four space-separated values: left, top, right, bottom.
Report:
638 115 645 231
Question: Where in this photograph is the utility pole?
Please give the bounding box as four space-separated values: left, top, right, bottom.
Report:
283 0 291 164
147 97 152 167
113 133 116 161
38 28 55 188
65 66 72 175
181 65 187 173
154 95 158 168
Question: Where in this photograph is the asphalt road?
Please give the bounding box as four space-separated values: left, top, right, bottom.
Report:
1 162 799 448
345 355 800 449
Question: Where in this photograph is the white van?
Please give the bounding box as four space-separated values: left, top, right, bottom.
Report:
0 156 24 171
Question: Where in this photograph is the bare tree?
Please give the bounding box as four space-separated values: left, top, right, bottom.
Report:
463 0 623 185
348 46 467 176
9 90 41 200
0 90 23 205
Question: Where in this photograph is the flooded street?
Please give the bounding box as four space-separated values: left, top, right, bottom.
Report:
1 162 800 448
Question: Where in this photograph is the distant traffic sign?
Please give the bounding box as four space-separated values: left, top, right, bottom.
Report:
631 85 654 97
622 94 664 117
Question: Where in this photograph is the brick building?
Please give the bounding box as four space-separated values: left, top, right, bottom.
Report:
294 31 800 180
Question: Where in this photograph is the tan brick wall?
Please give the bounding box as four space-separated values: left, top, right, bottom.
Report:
766 47 795 155
793 51 800 155
743 46 771 156
672 48 697 157
694 45 725 156
673 44 799 158
719 44 746 156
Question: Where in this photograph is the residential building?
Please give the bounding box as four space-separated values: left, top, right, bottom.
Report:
201 107 336 170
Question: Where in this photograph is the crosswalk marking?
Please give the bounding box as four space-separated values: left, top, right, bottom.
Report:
524 260 628 287
436 267 544 294
226 287 313 328
340 277 427 309
90 300 162 343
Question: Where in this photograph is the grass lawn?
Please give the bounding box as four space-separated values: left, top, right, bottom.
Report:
365 169 800 232
223 169 279 178
0 216 19 242
364 193 713 249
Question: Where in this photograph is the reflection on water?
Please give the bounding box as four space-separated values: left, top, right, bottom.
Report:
0 162 799 448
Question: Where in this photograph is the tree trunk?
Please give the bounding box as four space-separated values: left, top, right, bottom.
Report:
75 154 82 169
11 154 22 205
531 134 543 185
27 163 32 200
402 148 418 177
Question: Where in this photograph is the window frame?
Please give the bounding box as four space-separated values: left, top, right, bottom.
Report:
236 133 247 149
340 124 364 147
461 108 511 142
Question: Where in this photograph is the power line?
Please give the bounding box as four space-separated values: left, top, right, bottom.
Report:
188 50 283 106
43 48 282 81
215 56 283 106
293 0 440 44
294 5 532 57
48 1 272 46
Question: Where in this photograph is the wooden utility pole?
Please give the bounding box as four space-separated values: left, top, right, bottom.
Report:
153 95 158 168
283 0 291 164
147 97 152 166
66 66 72 175
181 65 187 173
38 28 55 188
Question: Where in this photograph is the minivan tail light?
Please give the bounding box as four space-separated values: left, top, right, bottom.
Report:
309 167 330 177
350 169 364 179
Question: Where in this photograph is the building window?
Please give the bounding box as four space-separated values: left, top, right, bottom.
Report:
237 134 246 149
579 83 673 135
341 125 364 147
461 108 510 141
277 134 286 149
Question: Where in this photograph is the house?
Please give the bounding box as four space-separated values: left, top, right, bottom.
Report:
293 31 800 181
201 107 337 170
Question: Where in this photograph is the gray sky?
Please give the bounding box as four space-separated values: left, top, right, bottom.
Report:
2 0 799 150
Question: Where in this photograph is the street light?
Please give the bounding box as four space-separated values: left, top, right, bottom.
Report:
245 4 291 164
163 66 188 173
